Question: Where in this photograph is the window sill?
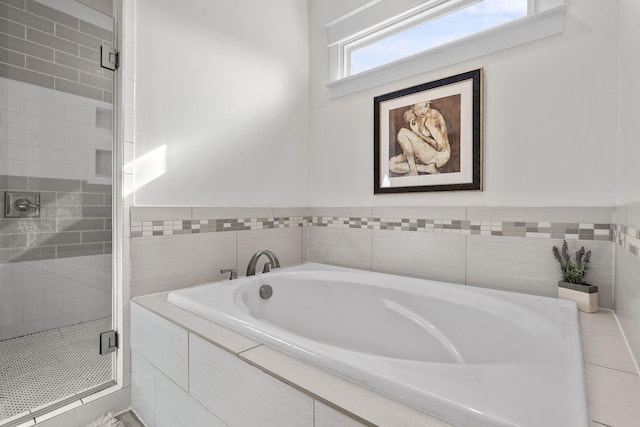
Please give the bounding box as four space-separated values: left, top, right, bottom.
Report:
327 5 566 99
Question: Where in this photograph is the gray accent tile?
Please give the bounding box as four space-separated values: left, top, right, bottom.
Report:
82 206 111 218
55 77 102 101
26 0 78 29
0 46 25 66
40 205 82 218
26 55 78 81
56 242 103 258
0 233 27 248
56 192 105 206
0 62 53 88
0 218 55 233
76 0 113 17
0 0 26 9
0 16 26 37
57 218 104 231
54 50 101 75
78 20 112 41
78 70 112 90
81 181 111 193
30 231 81 245
27 177 81 192
38 191 56 205
0 3 54 34
81 230 111 243
102 89 112 103
0 175 27 190
0 33 53 60
78 45 99 62
26 27 78 55
55 23 100 49
0 245 55 262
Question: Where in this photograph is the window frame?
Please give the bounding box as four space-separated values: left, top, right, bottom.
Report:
326 0 566 98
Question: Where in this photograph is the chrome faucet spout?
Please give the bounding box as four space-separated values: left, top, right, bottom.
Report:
246 250 280 276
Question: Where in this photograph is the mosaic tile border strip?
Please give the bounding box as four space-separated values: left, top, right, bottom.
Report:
311 216 614 240
615 224 640 257
130 217 306 237
130 215 614 241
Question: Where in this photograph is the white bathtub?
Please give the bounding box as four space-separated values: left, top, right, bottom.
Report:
167 263 589 427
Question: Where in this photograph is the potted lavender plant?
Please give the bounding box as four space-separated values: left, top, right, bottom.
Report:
552 240 598 313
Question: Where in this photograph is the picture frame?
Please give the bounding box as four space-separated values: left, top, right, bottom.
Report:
373 69 482 194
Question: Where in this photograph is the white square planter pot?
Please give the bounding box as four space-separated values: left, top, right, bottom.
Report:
557 281 598 313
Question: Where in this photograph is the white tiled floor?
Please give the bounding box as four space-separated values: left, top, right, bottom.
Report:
580 310 640 426
0 317 113 422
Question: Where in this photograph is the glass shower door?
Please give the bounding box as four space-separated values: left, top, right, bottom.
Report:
0 0 116 423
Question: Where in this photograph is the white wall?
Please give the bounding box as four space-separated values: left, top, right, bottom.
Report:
617 0 640 205
308 0 619 207
134 0 309 207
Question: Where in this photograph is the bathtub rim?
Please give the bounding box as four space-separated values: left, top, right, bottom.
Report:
164 262 590 427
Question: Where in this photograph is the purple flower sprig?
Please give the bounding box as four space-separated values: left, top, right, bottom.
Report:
552 240 592 285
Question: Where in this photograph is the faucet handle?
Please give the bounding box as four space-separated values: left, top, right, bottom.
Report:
262 262 272 274
220 268 237 280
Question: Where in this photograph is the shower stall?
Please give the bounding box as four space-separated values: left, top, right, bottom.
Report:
0 0 118 424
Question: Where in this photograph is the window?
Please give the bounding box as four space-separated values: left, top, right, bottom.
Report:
327 0 566 98
349 0 529 76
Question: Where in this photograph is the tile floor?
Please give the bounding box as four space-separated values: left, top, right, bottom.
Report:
580 310 640 426
0 317 113 423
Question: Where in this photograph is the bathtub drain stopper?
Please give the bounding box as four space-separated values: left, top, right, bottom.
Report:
259 284 273 299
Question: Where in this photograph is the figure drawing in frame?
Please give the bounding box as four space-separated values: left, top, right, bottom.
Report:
388 94 460 177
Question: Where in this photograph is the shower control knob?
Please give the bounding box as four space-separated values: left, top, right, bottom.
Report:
14 198 37 211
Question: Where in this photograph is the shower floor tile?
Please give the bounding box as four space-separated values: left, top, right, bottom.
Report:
0 317 112 421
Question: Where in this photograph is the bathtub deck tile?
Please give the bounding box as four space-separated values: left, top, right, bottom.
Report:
586 364 640 426
580 311 638 374
133 293 260 355
163 306 260 354
239 345 452 427
132 293 173 313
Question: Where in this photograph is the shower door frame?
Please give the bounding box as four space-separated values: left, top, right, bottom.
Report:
0 0 126 425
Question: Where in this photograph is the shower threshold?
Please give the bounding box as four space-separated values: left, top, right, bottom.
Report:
0 317 114 426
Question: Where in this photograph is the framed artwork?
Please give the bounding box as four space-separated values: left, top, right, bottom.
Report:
373 69 482 193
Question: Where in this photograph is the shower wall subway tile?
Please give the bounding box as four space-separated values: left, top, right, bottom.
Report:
0 253 111 339
0 78 114 182
0 0 114 101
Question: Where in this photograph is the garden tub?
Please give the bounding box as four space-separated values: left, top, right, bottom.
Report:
167 263 588 427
